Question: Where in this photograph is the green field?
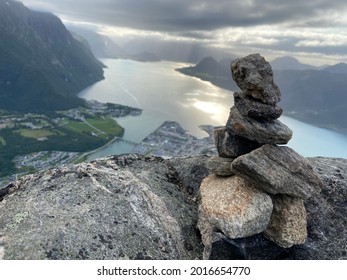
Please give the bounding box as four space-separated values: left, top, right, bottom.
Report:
86 117 124 135
16 129 55 139
63 117 124 139
0 136 6 145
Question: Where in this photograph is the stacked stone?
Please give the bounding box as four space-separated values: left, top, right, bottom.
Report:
199 54 323 259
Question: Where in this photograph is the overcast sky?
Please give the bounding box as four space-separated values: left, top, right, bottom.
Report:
21 0 347 65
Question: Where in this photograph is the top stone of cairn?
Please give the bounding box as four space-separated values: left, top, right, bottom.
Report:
231 53 281 105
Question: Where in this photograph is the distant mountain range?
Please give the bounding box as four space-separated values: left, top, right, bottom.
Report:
177 56 347 133
0 0 104 113
270 56 318 70
68 26 160 62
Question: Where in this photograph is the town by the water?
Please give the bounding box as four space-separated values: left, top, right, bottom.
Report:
0 102 217 188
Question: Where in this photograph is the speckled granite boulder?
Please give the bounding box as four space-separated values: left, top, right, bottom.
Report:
264 195 307 248
198 175 273 259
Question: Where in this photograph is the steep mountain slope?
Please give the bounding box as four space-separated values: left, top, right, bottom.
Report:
69 26 160 62
68 26 128 58
0 0 104 112
274 69 347 130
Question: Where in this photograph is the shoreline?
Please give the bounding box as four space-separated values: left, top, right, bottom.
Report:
75 135 122 162
176 67 347 135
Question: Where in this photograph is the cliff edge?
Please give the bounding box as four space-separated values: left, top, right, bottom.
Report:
0 154 346 259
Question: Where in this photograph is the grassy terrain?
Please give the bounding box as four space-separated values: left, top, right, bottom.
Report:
16 129 55 139
63 117 124 139
0 136 6 145
87 117 124 136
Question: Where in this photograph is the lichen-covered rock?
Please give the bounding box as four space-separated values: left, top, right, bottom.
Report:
0 154 203 260
214 126 261 157
226 106 292 144
234 92 283 120
264 195 307 248
231 145 323 198
231 53 281 104
207 156 235 177
198 175 273 259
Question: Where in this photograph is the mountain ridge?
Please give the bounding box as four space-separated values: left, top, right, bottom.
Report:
176 56 347 133
0 0 104 113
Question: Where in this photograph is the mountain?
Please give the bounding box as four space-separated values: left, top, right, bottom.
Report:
270 56 317 70
0 0 104 113
176 57 238 91
274 69 347 131
69 26 160 62
322 62 347 74
68 26 128 58
177 56 347 132
123 37 234 63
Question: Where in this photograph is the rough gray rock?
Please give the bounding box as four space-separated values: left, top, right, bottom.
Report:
210 157 347 260
167 155 210 199
234 92 283 120
0 154 203 260
207 156 235 177
231 144 323 198
226 106 293 144
231 53 281 105
214 126 261 157
0 154 346 260
264 195 307 248
198 175 273 259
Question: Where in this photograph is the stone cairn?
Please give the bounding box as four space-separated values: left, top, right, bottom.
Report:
198 53 323 259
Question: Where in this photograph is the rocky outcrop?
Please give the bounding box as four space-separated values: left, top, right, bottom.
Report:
198 54 324 257
0 154 204 260
0 154 346 259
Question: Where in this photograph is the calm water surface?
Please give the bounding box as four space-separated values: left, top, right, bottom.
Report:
79 59 347 159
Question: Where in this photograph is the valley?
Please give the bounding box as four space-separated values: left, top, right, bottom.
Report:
0 100 142 186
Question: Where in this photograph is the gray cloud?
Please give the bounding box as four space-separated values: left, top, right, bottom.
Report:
22 0 347 31
21 0 347 63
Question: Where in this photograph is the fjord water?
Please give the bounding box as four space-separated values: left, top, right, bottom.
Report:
79 59 347 159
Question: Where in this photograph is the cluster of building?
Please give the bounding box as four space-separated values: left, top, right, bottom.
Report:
132 121 217 157
13 151 79 171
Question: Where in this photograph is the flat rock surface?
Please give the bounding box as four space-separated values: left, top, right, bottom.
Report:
231 54 281 104
226 106 292 144
231 144 323 198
